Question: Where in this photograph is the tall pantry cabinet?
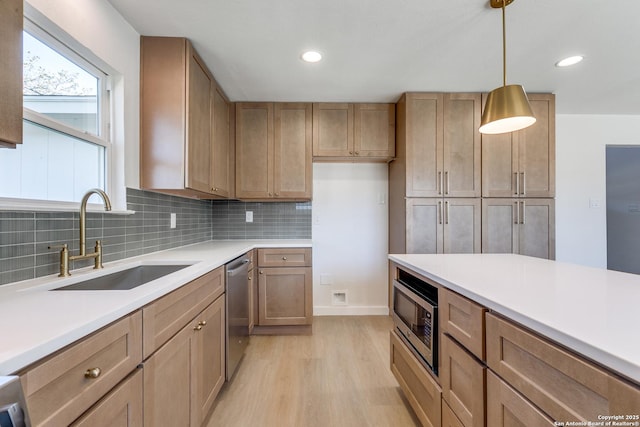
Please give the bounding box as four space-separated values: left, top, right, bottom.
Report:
390 92 555 259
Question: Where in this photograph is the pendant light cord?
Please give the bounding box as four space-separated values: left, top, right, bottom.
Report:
502 0 507 87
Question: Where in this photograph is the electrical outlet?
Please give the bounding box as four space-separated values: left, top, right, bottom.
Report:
246 211 253 222
170 213 177 229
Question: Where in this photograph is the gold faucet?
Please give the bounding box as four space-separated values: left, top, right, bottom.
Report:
49 189 112 277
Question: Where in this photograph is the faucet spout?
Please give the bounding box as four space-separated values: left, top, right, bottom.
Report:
78 189 112 256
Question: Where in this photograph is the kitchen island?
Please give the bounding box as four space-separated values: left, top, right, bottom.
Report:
389 253 640 427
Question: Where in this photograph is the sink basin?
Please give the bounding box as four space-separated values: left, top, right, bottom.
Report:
52 264 191 291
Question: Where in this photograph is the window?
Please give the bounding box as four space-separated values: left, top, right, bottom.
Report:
0 19 111 205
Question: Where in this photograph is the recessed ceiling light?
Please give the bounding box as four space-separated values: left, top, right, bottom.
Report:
555 55 584 67
301 51 322 63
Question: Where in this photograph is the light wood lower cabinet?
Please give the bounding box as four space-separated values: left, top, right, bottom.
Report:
441 334 486 427
442 400 465 427
486 371 554 427
21 312 143 427
486 313 640 423
255 248 313 327
390 331 442 427
71 369 143 427
144 294 225 427
440 288 486 361
482 198 555 259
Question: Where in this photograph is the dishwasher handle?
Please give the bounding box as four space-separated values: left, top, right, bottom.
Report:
226 258 249 276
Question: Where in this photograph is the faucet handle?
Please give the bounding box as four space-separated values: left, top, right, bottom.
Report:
48 244 70 277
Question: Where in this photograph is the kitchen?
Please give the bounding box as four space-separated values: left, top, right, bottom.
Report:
1 0 639 426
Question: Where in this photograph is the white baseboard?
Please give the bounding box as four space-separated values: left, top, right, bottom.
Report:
313 306 390 316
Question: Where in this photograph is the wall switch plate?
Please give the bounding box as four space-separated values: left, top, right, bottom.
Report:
320 274 333 285
170 213 177 229
246 211 253 222
589 198 602 209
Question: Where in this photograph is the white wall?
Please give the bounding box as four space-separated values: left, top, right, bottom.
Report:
556 114 640 268
312 163 389 315
26 0 140 210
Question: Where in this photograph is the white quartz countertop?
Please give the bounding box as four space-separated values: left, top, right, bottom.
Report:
0 240 311 375
388 253 640 385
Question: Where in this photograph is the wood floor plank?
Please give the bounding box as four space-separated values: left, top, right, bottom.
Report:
207 316 420 427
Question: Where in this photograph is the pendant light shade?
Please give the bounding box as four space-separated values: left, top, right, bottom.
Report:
479 84 536 134
479 0 535 135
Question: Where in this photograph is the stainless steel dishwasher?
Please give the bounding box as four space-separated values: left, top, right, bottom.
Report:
225 254 250 380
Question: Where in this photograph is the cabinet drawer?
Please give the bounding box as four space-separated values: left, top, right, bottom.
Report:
390 331 442 427
486 371 554 427
441 334 486 427
440 288 486 360
442 400 465 427
71 369 143 427
143 266 224 358
21 312 143 427
258 247 311 267
486 313 640 422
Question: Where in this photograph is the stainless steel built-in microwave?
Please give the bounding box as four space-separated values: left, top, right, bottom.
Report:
392 277 438 374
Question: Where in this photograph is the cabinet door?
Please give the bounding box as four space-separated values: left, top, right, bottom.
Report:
519 198 555 260
443 93 481 197
486 371 555 427
482 198 518 254
71 370 143 427
441 335 486 427
0 0 22 147
406 198 443 254
274 103 312 199
236 103 273 198
312 103 353 157
143 321 193 427
192 296 225 426
481 130 518 197
354 103 395 159
516 94 555 197
258 267 312 325
405 93 443 197
185 49 212 194
443 198 481 254
211 86 231 197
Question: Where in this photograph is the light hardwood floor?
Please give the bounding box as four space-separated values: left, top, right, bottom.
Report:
206 316 420 427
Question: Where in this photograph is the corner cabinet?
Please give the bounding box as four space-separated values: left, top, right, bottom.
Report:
140 36 233 199
312 103 395 161
236 103 312 200
0 0 23 147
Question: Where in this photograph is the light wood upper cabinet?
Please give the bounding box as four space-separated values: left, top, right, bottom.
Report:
482 198 555 259
140 36 232 199
236 102 312 200
397 93 480 198
0 0 23 147
482 93 555 198
405 198 481 254
313 103 395 161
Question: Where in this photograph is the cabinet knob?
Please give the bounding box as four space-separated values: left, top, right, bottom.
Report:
259 270 263 275
349 151 353 155
84 367 102 379
355 151 359 155
194 324 203 331
275 193 279 196
282 256 287 261
199 320 207 326
248 275 252 280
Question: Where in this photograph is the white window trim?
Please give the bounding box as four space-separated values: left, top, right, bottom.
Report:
0 6 131 214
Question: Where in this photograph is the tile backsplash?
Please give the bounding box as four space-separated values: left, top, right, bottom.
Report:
0 188 312 286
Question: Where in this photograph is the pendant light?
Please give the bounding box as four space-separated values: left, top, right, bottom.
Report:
479 0 536 135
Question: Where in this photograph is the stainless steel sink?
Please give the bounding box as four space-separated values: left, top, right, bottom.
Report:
52 264 191 291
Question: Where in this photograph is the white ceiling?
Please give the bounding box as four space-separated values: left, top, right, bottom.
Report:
107 0 640 115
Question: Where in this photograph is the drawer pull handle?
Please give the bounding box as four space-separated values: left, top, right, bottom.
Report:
85 367 101 379
194 324 203 331
199 321 207 326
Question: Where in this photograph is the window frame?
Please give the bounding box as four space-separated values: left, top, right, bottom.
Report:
0 15 116 212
